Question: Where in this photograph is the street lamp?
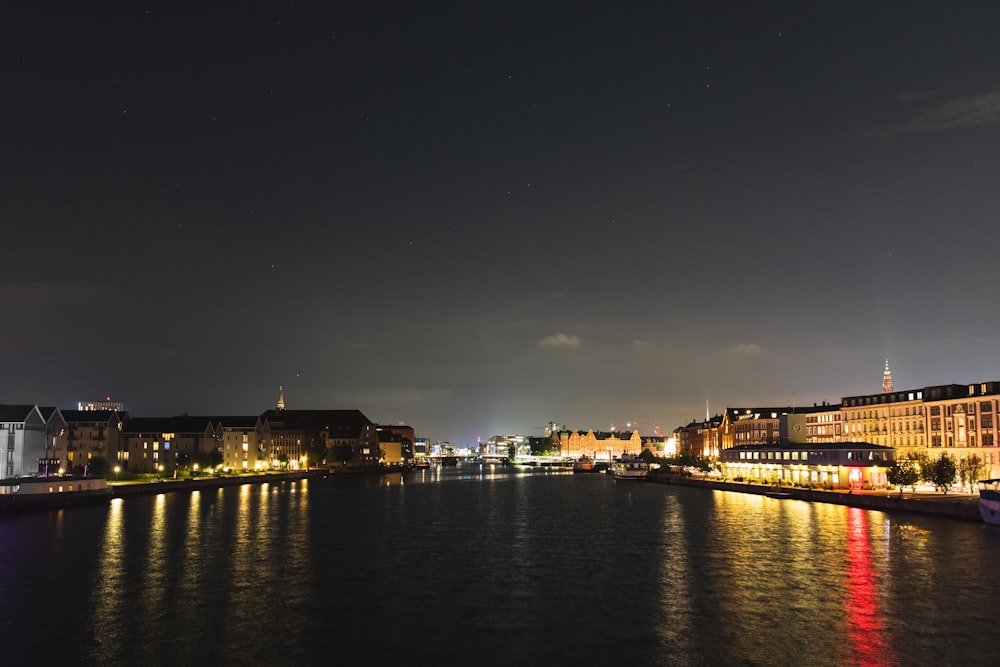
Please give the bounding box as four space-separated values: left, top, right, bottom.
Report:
114 465 120 481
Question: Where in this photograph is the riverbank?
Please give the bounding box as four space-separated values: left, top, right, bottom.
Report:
646 471 983 522
110 469 321 498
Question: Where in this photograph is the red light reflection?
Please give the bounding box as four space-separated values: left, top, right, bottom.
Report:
845 507 895 666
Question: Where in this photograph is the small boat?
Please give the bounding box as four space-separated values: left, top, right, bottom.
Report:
978 479 1000 525
611 459 649 480
573 456 597 473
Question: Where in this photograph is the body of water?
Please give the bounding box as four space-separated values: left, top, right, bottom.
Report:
2 465 998 666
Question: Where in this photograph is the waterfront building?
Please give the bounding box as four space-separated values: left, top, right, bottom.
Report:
555 429 642 460
38 406 67 474
121 416 221 474
841 387 926 453
380 424 414 461
377 425 413 466
215 416 270 471
260 408 379 468
803 402 844 444
727 408 792 447
0 405 48 478
922 382 1000 478
60 409 127 473
378 431 404 466
719 441 895 489
674 415 724 459
413 437 429 462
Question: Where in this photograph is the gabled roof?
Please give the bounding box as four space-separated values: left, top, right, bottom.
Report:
260 409 373 434
60 409 125 424
211 416 262 429
0 404 44 422
38 406 63 422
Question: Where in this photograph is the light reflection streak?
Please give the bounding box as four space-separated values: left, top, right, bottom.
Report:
140 493 169 619
845 507 896 666
656 494 696 656
88 498 126 664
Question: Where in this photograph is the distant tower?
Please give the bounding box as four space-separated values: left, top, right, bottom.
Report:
276 385 286 411
882 359 894 394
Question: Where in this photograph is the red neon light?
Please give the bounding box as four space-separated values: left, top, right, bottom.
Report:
845 508 895 666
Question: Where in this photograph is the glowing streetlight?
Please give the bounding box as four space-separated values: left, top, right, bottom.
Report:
114 465 120 481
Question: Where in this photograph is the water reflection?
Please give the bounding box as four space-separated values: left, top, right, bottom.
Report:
7 472 997 664
656 492 696 658
89 498 125 664
140 493 169 624
845 507 895 666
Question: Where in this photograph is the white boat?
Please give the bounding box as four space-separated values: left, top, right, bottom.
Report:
611 459 649 480
978 479 1000 525
0 475 111 512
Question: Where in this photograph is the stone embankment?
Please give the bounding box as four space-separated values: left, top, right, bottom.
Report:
646 472 983 522
111 470 318 498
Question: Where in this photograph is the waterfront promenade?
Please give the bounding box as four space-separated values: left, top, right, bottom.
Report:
647 470 983 522
109 469 319 498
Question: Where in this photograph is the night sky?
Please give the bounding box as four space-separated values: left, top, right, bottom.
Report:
5 2 1000 445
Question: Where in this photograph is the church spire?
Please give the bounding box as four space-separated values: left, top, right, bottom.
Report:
276 385 286 411
882 359 894 394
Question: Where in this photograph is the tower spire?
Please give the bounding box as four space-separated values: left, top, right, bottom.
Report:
882 359 894 394
276 385 286 411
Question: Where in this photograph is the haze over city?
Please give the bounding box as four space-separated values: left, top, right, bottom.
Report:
5 2 1000 444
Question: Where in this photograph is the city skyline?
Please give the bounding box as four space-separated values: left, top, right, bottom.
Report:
5 3 1000 444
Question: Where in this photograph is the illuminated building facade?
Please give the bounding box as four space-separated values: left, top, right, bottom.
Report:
61 409 127 472
674 416 724 459
483 434 528 458
555 429 642 460
922 382 1000 478
261 409 379 468
804 402 843 443
216 416 270 471
842 388 926 455
121 416 221 474
78 398 124 412
727 408 793 447
719 442 895 489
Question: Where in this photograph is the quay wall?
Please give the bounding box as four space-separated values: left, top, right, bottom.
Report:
111 470 316 498
646 472 983 522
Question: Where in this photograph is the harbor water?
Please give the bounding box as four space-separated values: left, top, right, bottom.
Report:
2 465 998 666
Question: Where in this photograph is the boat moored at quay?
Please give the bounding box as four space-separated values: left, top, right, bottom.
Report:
0 475 111 513
610 458 649 480
978 479 1000 525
